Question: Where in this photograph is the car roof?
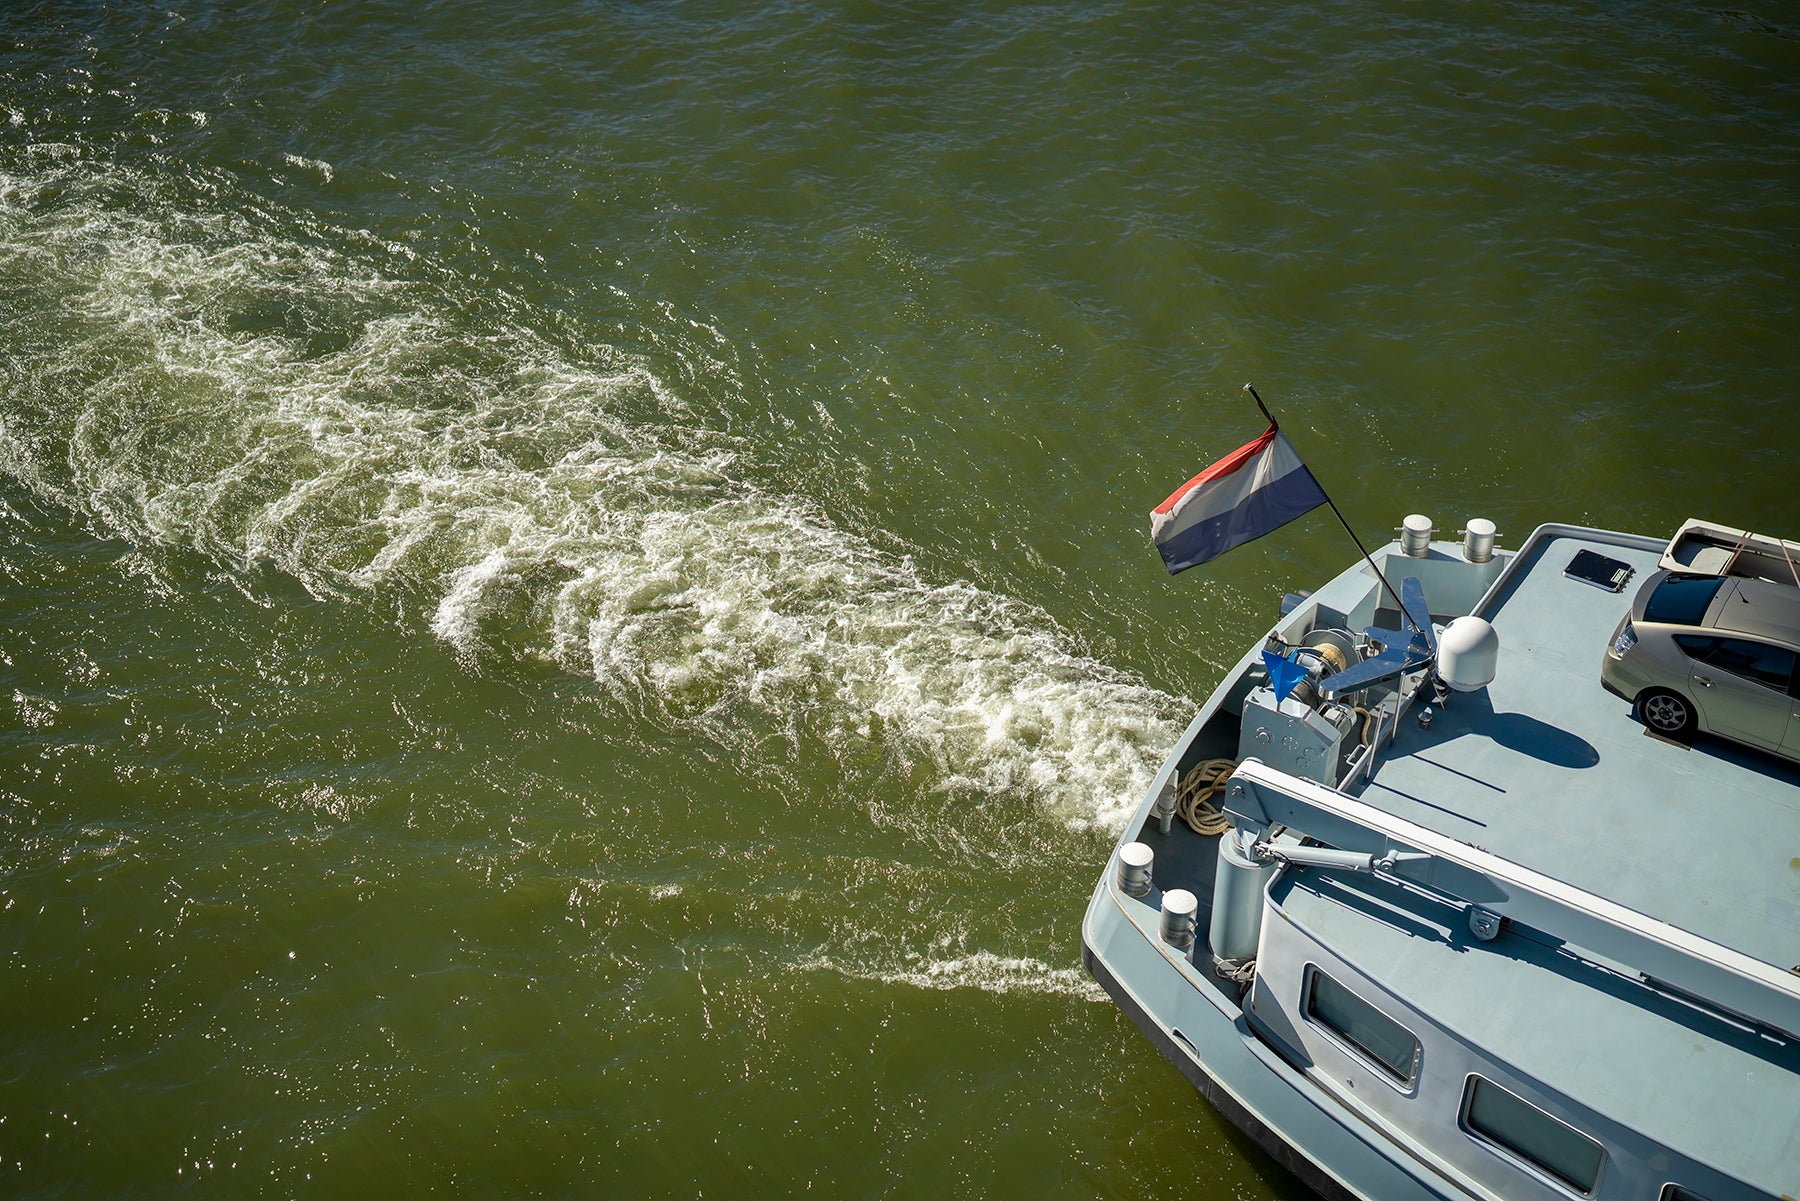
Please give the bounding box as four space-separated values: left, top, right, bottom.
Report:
1706 577 1800 646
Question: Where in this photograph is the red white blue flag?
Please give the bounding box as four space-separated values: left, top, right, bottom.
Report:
1150 424 1327 574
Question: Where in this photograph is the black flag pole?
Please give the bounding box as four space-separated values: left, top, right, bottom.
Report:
1243 383 1417 633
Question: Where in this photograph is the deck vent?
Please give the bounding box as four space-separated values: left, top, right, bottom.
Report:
1564 549 1634 593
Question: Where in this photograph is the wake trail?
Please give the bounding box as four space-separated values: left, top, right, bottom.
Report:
0 146 1185 830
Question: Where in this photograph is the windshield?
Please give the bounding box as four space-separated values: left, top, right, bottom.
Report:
1644 574 1725 626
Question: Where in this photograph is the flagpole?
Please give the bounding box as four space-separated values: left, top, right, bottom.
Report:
1243 383 1416 631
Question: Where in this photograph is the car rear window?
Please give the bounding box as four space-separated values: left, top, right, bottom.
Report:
1644 575 1725 626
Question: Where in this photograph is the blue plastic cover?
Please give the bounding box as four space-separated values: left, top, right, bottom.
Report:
1262 649 1310 703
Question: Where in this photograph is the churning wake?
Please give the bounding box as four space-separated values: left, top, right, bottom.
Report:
799 950 1107 1002
0 144 1185 829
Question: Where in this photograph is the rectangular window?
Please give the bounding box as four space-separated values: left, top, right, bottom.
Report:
1702 638 1796 691
1304 968 1420 1086
1462 1076 1605 1194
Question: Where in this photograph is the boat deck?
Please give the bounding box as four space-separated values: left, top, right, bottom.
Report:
1274 868 1800 1192
1094 524 1800 1200
1349 528 1800 972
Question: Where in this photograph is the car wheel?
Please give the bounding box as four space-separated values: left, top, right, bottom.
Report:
1637 689 1697 739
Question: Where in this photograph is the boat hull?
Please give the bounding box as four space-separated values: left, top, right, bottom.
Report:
1081 933 1360 1201
1081 880 1461 1201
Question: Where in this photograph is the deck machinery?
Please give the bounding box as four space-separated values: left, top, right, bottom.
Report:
1082 520 1800 1201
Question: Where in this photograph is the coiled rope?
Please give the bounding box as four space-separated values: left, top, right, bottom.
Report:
1175 758 1237 836
1214 956 1257 986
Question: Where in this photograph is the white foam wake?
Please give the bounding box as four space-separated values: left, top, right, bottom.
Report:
798 950 1106 1002
0 146 1185 829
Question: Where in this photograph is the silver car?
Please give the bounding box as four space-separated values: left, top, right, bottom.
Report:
1601 568 1800 760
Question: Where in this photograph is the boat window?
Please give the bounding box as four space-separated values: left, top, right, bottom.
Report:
1658 1187 1712 1201
1644 575 1724 626
1461 1076 1605 1195
1304 968 1420 1086
1696 638 1796 691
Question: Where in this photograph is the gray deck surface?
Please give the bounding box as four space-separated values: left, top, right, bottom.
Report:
1348 530 1800 971
1102 529 1800 1197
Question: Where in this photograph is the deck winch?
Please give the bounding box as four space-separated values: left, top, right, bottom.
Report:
1238 630 1365 785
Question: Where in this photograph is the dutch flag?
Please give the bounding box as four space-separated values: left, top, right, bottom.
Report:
1150 424 1328 574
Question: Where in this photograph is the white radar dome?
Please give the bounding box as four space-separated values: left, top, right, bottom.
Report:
1437 616 1500 693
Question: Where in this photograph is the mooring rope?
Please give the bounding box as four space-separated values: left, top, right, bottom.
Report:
1175 758 1237 836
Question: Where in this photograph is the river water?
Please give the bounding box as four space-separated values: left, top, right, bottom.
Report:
1 3 1795 1197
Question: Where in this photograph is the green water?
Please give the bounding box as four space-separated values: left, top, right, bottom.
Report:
1 2 1795 1196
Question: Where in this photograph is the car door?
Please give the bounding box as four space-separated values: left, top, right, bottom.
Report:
1684 636 1796 751
1783 674 1800 762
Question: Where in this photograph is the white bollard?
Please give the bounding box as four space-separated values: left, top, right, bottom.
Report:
1160 888 1199 952
1461 518 1497 564
1116 842 1155 898
1400 514 1434 557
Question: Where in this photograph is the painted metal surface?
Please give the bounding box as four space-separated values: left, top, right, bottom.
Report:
1257 871 1797 1199
1085 524 1800 1201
